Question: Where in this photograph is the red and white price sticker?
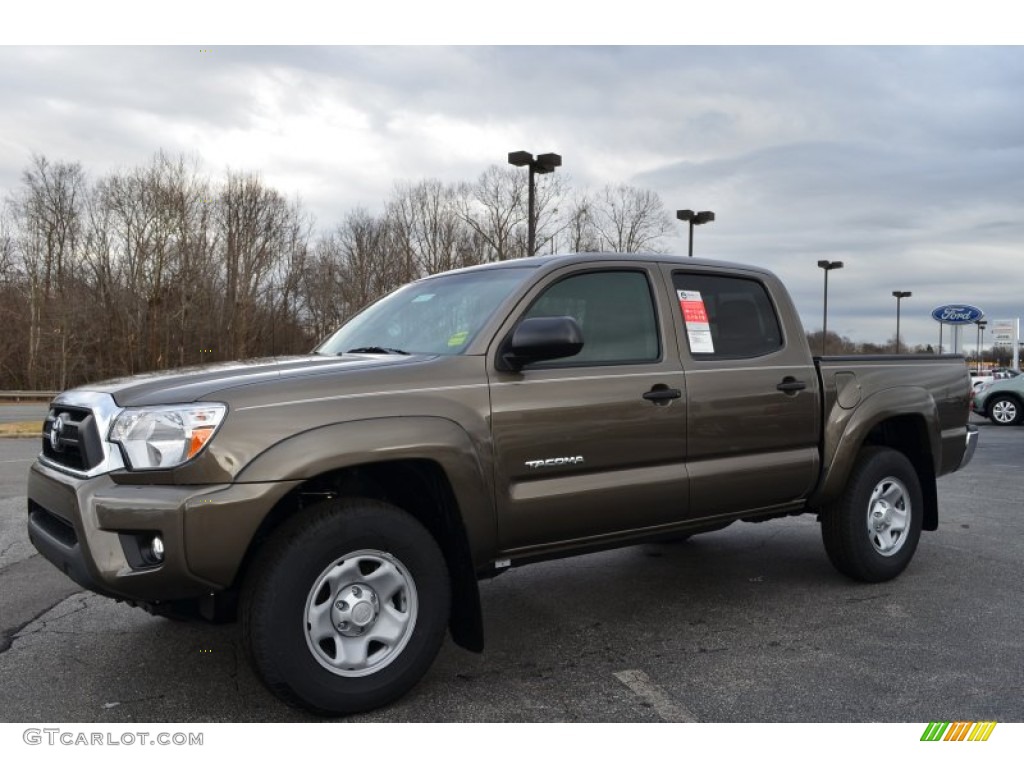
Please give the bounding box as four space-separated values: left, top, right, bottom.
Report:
677 289 715 353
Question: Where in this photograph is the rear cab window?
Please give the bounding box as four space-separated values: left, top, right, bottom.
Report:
671 272 783 360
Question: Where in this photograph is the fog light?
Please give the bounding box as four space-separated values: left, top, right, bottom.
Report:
141 534 165 565
118 532 166 569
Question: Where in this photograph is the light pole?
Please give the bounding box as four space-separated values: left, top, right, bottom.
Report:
817 260 843 355
676 209 715 257
892 291 912 354
508 151 561 256
976 319 988 371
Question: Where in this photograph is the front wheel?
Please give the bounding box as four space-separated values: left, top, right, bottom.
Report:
241 498 450 715
988 395 1022 426
821 447 923 583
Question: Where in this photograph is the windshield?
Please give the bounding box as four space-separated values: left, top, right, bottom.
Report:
315 267 534 356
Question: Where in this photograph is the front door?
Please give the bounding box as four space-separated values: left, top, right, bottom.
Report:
488 264 689 555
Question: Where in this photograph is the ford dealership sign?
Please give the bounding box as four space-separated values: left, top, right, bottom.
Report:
931 304 984 324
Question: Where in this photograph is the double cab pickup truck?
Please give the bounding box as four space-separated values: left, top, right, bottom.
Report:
28 252 978 715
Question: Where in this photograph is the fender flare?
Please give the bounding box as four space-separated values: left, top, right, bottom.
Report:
811 387 940 510
235 415 496 564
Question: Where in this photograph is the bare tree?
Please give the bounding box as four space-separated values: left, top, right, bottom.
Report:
0 203 24 385
529 172 570 256
456 165 528 262
145 152 217 367
92 163 160 373
299 233 347 344
297 209 393 344
335 207 395 313
260 205 313 356
79 186 124 379
137 151 213 369
590 184 673 253
387 179 473 276
562 192 602 253
217 171 302 358
0 202 15 281
0 152 691 390
12 155 87 389
805 330 857 356
455 164 571 261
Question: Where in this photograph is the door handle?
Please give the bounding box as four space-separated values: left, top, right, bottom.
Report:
776 377 807 394
643 386 682 403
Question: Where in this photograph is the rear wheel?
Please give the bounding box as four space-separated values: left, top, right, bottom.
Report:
988 395 1022 426
241 498 450 715
821 447 923 583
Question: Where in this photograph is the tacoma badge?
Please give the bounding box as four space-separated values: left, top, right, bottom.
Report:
524 456 585 469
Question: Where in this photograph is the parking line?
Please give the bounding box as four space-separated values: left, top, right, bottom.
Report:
613 669 698 722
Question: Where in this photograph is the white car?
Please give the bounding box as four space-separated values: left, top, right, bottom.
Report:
971 368 1020 392
971 374 992 392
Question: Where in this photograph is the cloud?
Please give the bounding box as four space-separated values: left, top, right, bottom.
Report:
1 45 1022 350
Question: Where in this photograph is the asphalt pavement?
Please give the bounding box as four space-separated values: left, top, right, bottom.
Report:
0 415 1021 722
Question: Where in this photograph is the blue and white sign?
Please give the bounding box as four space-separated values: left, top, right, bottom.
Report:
931 304 985 325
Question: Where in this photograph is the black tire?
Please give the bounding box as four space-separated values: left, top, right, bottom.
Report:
241 498 450 715
821 447 923 583
987 395 1022 426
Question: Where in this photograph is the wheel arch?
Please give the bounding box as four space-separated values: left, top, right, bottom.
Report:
236 458 486 653
226 417 493 652
861 415 938 531
813 390 939 531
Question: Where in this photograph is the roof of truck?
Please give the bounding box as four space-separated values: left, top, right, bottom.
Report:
423 251 776 280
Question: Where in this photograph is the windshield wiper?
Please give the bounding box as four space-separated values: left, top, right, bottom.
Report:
345 346 411 355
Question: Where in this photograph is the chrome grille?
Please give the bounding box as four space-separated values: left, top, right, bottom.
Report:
42 406 98 471
38 391 126 477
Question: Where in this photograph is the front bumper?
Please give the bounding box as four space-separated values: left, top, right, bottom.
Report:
27 459 298 603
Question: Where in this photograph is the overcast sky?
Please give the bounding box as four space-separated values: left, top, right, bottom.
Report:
1 35 1022 352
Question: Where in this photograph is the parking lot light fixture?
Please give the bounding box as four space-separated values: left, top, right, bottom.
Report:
676 209 715 257
976 319 988 371
817 260 844 355
508 150 562 256
892 291 912 354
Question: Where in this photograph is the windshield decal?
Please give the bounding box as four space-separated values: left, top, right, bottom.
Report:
447 330 469 347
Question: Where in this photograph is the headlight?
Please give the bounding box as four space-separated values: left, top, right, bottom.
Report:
110 404 227 470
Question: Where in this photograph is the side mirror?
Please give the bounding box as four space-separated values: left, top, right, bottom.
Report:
501 316 583 372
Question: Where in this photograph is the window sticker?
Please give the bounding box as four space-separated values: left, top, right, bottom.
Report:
677 289 715 353
412 293 435 303
447 330 469 347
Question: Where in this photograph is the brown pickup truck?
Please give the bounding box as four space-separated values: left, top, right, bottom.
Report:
27 252 977 715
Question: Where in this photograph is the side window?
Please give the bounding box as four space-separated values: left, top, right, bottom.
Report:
523 270 660 365
672 273 782 359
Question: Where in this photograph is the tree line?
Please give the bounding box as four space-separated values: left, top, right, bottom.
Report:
0 151 675 390
805 330 938 357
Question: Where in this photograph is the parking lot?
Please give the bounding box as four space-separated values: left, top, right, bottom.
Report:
1 414 1021 723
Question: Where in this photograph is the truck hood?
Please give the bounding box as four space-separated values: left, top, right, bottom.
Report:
69 354 434 407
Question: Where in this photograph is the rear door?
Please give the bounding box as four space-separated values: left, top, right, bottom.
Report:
487 263 689 554
663 266 820 517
